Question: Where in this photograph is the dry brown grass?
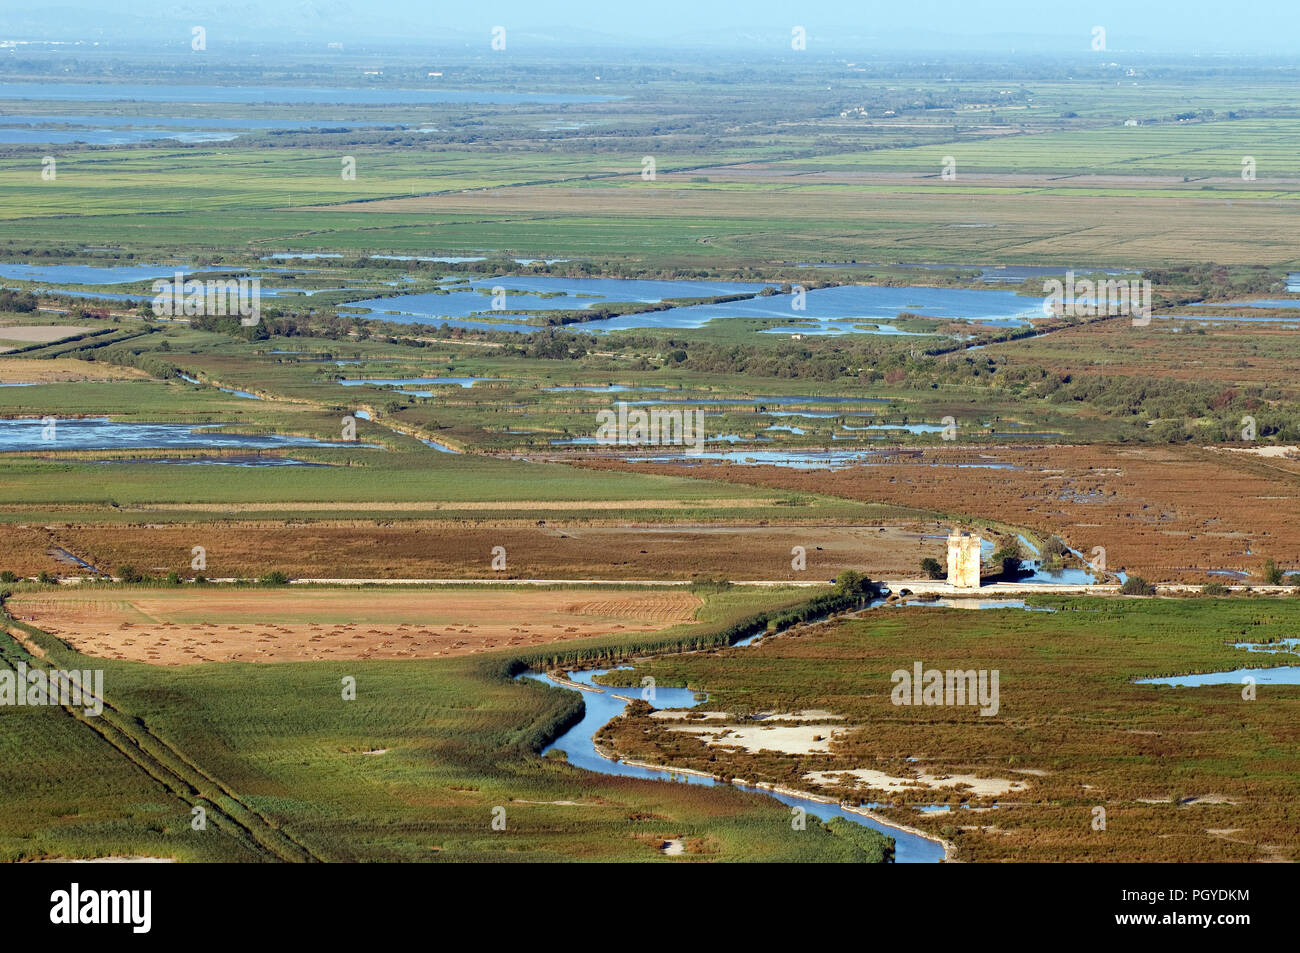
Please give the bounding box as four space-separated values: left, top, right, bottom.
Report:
0 356 149 381
582 443 1300 581
4 520 951 580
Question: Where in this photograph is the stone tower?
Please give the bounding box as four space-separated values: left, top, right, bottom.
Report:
947 530 983 588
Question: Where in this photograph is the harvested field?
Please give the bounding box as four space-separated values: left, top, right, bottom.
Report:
0 357 151 383
10 520 951 581
319 180 1300 265
580 443 1300 582
0 326 93 345
9 587 703 664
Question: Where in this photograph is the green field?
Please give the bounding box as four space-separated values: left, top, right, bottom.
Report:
1 584 894 862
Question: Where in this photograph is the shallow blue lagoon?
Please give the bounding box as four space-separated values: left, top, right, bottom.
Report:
0 417 369 453
0 83 619 106
0 262 191 284
1136 667 1300 687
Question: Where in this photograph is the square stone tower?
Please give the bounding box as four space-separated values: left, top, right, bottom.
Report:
947 530 983 588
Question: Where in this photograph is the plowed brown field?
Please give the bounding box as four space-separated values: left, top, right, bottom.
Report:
8 588 703 665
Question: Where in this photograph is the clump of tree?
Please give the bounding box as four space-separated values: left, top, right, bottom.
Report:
920 557 944 579
1260 559 1284 586
0 289 37 312
834 570 878 597
259 571 290 586
990 543 1024 577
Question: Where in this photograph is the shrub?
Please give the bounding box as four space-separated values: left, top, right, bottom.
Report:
116 565 144 583
0 570 17 583
991 545 1023 576
1041 535 1069 557
1121 576 1156 596
834 570 876 596
920 557 944 579
37 571 55 585
259 570 290 586
1261 559 1284 586
1201 582 1229 596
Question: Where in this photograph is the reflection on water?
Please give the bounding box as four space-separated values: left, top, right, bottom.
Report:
875 598 1056 612
1234 638 1300 655
339 376 498 390
177 373 262 400
0 417 372 453
640 448 1016 471
0 262 192 284
1136 666 1300 687
348 280 1043 336
1137 638 1300 686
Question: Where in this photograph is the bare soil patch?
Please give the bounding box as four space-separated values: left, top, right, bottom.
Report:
11 587 702 664
0 357 151 383
0 326 92 344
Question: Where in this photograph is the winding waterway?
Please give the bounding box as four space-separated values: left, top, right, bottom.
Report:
517 662 947 863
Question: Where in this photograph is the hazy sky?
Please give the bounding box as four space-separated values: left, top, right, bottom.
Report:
8 1 1300 54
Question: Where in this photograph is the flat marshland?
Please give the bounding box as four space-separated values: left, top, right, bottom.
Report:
598 598 1300 862
2 47 1299 864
